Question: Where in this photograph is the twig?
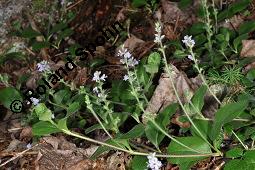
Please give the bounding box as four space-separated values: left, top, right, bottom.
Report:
0 144 38 167
67 0 85 10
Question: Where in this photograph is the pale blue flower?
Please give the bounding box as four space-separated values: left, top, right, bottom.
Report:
123 75 129 81
30 97 40 106
147 153 162 170
37 60 50 72
182 35 195 48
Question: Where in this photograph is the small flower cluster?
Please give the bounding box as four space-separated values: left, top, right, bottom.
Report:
92 71 107 82
154 22 165 44
29 97 40 106
182 35 195 48
182 35 196 61
92 71 108 100
37 60 50 72
118 47 139 68
147 153 162 170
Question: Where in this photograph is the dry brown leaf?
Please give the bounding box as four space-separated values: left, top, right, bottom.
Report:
41 136 60 150
171 114 191 128
143 65 195 123
123 35 145 52
143 65 222 122
240 40 255 57
239 40 255 72
19 127 32 142
219 15 244 30
159 0 197 29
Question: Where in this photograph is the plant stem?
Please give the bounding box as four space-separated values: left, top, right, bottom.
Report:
159 42 219 152
232 130 248 150
85 96 113 139
149 119 206 154
61 129 221 158
190 50 222 105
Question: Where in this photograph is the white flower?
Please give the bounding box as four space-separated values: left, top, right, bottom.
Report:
93 87 99 93
51 114 55 119
155 22 162 34
123 75 129 81
225 19 230 23
154 22 165 44
182 35 195 48
92 71 101 82
117 48 128 57
92 71 108 82
154 34 165 43
30 97 40 106
37 60 50 72
187 54 194 61
118 47 139 67
147 153 162 170
100 74 107 81
124 51 132 59
26 143 32 149
127 57 139 67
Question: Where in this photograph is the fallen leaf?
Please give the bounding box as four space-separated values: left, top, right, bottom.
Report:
123 35 145 52
219 15 244 30
143 64 195 123
144 65 224 122
240 40 255 57
19 127 32 142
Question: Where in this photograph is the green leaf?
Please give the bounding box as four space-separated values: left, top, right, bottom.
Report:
233 33 248 51
218 0 252 21
191 85 207 112
131 156 148 170
167 136 211 169
0 87 22 109
157 103 178 127
56 28 74 42
32 41 51 51
194 34 207 46
118 124 144 139
20 27 41 38
144 65 159 74
0 52 25 64
137 61 149 86
224 159 253 170
211 101 248 140
238 21 255 35
145 104 178 149
32 121 60 136
145 121 164 149
173 49 187 59
57 118 68 130
85 123 104 134
53 89 72 104
147 52 161 66
90 139 120 159
89 58 105 68
67 102 80 115
189 22 206 35
49 22 68 35
132 0 147 8
226 148 243 158
243 150 255 163
190 119 209 139
145 52 161 74
34 103 52 121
